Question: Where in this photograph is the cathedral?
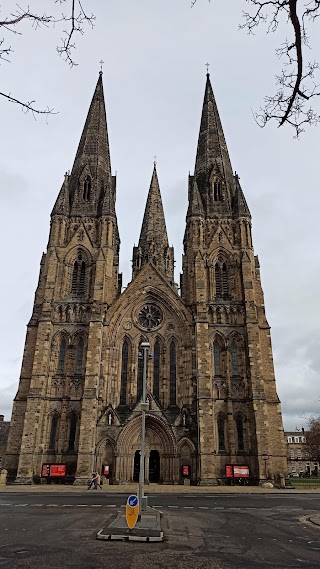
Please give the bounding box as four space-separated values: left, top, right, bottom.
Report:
4 71 288 485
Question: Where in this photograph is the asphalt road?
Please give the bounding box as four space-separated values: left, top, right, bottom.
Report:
0 492 319 568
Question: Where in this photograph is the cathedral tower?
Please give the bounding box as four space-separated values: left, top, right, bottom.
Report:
181 73 287 483
5 73 121 483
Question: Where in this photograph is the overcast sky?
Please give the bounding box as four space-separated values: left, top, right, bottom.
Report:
0 1 319 430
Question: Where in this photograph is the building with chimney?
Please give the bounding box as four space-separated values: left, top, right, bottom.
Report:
4 72 287 484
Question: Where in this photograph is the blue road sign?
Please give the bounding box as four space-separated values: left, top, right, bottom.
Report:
127 494 138 507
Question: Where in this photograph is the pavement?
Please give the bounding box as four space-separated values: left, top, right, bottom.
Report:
1 482 320 493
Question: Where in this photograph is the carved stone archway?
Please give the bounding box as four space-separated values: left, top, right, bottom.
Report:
116 414 178 484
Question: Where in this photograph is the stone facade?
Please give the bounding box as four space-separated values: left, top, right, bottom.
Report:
0 416 10 471
4 72 287 484
285 430 319 477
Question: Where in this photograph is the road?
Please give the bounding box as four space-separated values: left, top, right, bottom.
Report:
0 491 319 568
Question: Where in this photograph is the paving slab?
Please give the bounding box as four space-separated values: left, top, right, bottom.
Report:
97 508 163 542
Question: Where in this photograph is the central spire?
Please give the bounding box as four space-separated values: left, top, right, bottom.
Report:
132 165 174 283
194 73 234 215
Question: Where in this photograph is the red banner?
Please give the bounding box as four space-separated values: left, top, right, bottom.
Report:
41 464 66 477
103 465 110 475
225 465 233 478
182 465 190 477
233 465 249 478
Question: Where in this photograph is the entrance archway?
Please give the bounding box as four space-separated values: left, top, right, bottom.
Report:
117 414 177 484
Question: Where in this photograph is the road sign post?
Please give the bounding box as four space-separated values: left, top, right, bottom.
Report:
126 494 139 529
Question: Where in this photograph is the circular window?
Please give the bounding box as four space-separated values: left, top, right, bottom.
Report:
137 304 163 330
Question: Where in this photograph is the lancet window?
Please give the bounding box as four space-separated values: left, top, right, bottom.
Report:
120 340 129 405
153 340 160 401
71 253 86 296
235 414 245 451
215 260 228 297
217 413 226 451
213 340 221 376
49 413 59 451
75 338 84 375
83 176 91 201
169 341 177 405
57 337 67 374
230 341 239 375
68 412 78 451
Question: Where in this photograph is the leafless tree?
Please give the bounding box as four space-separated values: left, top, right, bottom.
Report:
0 1 94 117
192 1 320 137
305 417 320 465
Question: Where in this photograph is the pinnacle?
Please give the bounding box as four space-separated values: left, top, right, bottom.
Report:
194 74 234 211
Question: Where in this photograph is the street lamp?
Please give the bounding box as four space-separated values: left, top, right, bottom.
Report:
138 341 150 518
262 454 269 480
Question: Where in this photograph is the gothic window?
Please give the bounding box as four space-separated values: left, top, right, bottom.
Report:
215 260 228 297
49 413 59 451
222 263 228 295
230 341 239 376
120 340 129 405
217 413 226 451
57 337 66 374
236 414 245 451
71 253 86 296
215 264 222 296
214 181 222 201
213 341 221 376
153 341 160 401
169 341 177 405
75 338 84 374
68 412 78 451
137 345 144 401
83 176 91 201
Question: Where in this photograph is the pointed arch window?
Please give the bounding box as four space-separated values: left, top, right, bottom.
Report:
236 414 245 452
169 341 177 405
230 341 239 376
137 344 144 401
153 341 160 401
213 340 221 376
57 337 66 374
222 263 228 295
83 176 91 201
214 180 222 201
215 264 222 297
75 338 84 374
120 340 129 405
71 253 86 296
217 413 226 451
215 260 228 298
68 412 78 451
49 414 59 451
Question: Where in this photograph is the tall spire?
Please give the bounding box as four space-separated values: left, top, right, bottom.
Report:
132 165 174 283
69 72 114 216
194 73 234 215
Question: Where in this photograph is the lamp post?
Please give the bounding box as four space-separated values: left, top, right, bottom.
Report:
262 454 269 480
138 341 150 518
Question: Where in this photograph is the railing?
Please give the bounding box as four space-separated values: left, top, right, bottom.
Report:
289 478 320 487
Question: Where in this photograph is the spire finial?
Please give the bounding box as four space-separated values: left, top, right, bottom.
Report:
205 62 210 76
99 60 104 74
153 155 157 167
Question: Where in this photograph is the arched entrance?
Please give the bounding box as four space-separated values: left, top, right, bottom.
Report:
95 438 116 482
117 414 177 484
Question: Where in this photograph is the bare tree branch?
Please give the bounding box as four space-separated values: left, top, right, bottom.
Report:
0 1 94 115
192 0 320 136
